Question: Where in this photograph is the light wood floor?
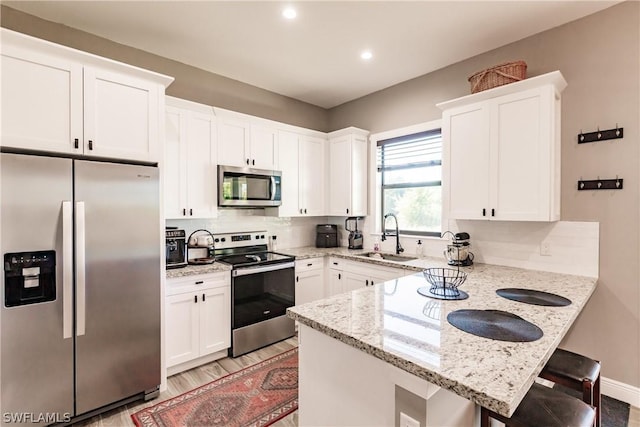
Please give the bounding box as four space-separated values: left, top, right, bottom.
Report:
74 336 639 427
75 337 299 427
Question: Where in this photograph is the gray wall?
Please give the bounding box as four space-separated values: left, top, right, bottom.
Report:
0 5 329 132
330 1 640 388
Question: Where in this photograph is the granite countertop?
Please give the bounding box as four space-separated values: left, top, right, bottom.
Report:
166 262 231 279
166 246 428 279
287 262 597 418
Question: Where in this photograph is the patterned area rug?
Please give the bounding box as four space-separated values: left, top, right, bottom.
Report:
132 348 298 427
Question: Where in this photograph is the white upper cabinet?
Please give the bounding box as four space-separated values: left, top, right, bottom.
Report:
327 128 369 216
215 109 277 170
250 124 277 170
164 97 217 219
217 116 250 167
0 29 173 163
1 45 83 154
276 130 302 217
438 71 566 222
299 134 326 216
83 68 160 162
272 130 326 217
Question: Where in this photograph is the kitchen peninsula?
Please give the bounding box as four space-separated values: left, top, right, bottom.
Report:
287 257 597 426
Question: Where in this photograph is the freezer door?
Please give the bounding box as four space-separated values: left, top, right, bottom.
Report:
0 153 74 424
74 160 161 415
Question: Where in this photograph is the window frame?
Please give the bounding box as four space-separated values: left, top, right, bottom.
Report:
370 119 443 238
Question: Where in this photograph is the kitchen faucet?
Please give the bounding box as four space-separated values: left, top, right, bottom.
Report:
381 213 404 255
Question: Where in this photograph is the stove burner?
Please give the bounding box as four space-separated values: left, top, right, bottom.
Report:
216 251 293 268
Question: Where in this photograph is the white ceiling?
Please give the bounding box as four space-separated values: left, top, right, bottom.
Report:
4 1 621 108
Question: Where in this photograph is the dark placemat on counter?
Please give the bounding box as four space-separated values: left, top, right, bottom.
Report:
496 288 572 307
447 309 543 342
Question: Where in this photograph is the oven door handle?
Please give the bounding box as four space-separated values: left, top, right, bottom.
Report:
233 261 295 277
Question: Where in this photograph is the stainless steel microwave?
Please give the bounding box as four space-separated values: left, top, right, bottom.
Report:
218 165 282 207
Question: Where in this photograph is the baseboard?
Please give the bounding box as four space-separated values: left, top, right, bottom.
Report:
602 376 640 407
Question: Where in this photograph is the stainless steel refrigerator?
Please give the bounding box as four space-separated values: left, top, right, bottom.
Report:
1 152 161 425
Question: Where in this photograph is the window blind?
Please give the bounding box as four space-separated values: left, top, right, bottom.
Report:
377 129 442 172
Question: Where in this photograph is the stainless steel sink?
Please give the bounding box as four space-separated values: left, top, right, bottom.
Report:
356 252 417 262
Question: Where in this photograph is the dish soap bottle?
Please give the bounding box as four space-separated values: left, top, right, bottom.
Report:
373 238 380 252
416 239 424 257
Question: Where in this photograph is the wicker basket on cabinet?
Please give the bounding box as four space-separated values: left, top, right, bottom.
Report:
468 60 527 93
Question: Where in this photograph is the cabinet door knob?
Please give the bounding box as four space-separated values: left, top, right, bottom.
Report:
482 208 486 217
296 276 299 283
346 208 349 214
304 208 307 214
183 208 187 216
88 140 93 150
74 138 79 149
338 273 341 280
246 158 250 165
491 208 495 217
190 208 193 216
300 208 303 214
202 293 205 302
194 295 198 303
365 280 369 286
252 159 255 166
307 263 313 267
195 280 203 285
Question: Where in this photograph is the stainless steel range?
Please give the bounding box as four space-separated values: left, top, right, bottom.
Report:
213 231 295 357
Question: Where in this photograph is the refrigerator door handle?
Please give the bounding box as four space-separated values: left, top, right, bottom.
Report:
76 201 86 337
62 201 73 339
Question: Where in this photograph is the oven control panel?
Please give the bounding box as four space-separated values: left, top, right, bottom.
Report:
212 231 267 249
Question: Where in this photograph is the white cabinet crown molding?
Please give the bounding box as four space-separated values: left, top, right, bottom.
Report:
1 28 174 88
327 126 370 138
166 96 215 116
436 70 567 110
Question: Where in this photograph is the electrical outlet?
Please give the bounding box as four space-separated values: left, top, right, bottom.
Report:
540 241 551 256
400 412 420 427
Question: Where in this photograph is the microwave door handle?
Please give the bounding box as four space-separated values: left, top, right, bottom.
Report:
270 176 276 201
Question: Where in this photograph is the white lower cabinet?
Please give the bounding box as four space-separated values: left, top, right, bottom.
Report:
327 257 407 296
295 258 325 305
165 272 230 374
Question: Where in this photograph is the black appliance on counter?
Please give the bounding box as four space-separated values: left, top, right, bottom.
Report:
213 231 295 358
166 228 187 269
345 217 364 249
316 224 338 248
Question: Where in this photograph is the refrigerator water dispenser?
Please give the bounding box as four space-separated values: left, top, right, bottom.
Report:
4 250 56 307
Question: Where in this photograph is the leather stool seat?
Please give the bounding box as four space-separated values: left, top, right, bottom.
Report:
481 382 596 427
540 348 601 427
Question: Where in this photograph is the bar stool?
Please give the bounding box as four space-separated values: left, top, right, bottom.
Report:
539 348 601 427
481 382 596 427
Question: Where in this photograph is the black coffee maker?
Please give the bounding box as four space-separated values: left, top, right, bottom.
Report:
345 217 363 249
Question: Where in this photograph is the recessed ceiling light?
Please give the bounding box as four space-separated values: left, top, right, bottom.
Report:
361 50 373 61
282 7 297 20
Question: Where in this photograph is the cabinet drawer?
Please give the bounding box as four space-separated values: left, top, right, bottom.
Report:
166 272 230 296
295 257 324 272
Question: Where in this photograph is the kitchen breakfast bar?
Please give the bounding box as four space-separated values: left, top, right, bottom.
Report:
287 258 597 426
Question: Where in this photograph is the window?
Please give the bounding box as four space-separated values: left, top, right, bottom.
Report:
376 128 442 236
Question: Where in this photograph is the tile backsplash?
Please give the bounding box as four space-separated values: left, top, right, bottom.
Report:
166 209 322 249
167 211 599 278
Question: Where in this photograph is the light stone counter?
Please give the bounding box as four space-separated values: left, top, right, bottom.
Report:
287 262 597 418
165 262 231 279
